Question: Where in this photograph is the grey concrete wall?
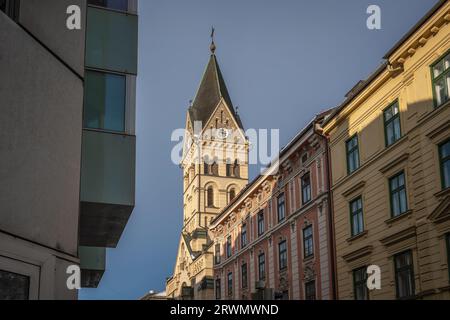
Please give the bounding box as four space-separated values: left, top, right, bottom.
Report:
19 0 86 77
0 13 83 257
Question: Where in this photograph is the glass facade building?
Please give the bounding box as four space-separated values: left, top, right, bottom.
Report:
79 0 138 288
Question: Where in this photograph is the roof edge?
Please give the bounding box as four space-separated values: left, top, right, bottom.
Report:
383 0 446 60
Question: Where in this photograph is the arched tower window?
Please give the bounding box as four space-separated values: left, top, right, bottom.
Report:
233 160 240 178
207 186 214 207
204 155 210 175
226 158 232 177
211 160 219 176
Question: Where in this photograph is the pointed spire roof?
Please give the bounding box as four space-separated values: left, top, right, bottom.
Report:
188 53 243 129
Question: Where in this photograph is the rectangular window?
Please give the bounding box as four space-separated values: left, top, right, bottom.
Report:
346 135 360 174
241 264 248 289
446 234 450 281
0 270 30 300
88 0 128 11
353 267 368 300
215 278 221 300
84 70 126 132
257 211 265 236
431 51 450 107
303 225 314 258
226 236 232 258
277 193 286 222
278 240 288 271
384 101 402 146
389 171 408 217
305 281 316 300
350 197 364 237
394 250 415 299
214 244 221 265
440 139 450 190
241 224 247 248
227 272 233 297
301 173 312 204
0 0 20 21
258 253 265 281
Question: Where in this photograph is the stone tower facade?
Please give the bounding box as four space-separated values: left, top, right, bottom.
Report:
166 48 249 299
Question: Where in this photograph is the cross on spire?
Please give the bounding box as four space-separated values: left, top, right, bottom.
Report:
210 26 216 54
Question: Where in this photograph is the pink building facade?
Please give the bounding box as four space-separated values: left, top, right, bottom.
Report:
210 114 335 300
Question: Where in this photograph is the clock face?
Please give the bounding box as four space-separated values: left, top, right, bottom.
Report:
217 128 230 139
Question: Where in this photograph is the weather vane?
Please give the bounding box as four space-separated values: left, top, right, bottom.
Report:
210 26 216 54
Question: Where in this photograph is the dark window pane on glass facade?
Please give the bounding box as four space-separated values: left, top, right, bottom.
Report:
88 0 128 11
86 7 138 74
84 70 126 132
0 270 30 300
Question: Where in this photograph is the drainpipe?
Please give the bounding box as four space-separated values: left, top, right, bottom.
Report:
314 120 338 300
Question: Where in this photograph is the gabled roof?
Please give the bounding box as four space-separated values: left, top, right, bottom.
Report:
188 54 243 129
181 232 201 260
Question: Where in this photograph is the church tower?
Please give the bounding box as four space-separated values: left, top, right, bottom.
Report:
166 36 249 300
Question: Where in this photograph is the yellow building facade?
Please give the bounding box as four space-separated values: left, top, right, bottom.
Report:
166 46 249 299
322 1 450 299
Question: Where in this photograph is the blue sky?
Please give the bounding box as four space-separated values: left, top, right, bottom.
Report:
79 0 439 300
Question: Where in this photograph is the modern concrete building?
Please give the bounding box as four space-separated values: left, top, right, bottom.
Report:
321 0 450 299
211 112 335 300
78 0 138 289
0 0 138 299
